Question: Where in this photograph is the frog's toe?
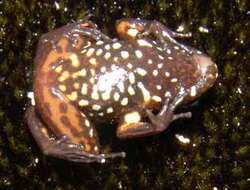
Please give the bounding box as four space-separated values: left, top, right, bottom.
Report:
63 151 126 163
172 112 192 121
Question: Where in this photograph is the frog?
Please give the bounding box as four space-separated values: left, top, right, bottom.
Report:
25 17 218 163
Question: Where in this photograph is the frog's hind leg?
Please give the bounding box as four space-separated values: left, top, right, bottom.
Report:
137 20 192 53
25 107 97 163
116 18 192 53
26 99 125 163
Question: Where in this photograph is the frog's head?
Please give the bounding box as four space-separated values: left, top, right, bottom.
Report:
188 52 218 100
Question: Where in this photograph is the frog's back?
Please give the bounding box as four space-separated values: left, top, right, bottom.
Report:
52 38 198 122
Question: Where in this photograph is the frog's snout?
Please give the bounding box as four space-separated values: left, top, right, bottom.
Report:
194 54 218 83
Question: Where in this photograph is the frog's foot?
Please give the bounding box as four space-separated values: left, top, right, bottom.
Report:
25 107 125 163
42 135 125 163
172 112 192 121
40 19 111 52
69 25 111 42
72 14 114 42
146 93 192 131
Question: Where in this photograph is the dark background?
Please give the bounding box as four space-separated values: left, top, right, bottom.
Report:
0 0 249 189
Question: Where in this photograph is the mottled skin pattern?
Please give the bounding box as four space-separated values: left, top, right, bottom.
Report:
25 18 218 163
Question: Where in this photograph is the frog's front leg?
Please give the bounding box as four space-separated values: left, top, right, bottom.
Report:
116 18 192 53
146 93 192 129
117 95 191 139
116 112 156 139
116 109 174 139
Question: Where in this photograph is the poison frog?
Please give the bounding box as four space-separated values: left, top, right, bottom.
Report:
26 18 218 163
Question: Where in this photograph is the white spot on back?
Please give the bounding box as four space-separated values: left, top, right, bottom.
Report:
89 77 95 84
153 70 158 76
86 48 95 57
96 49 103 56
78 69 87 77
137 39 153 47
152 95 162 102
121 97 129 106
158 55 164 60
157 63 163 69
129 72 135 84
117 82 125 93
105 44 111 50
114 92 120 101
136 68 147 76
104 52 111 60
137 82 151 102
89 58 97 65
165 91 171 97
92 104 101 111
156 85 162 90
96 41 104 45
91 86 99 100
171 78 178 82
79 99 89 106
165 72 170 77
81 83 88 95
69 54 79 67
135 50 143 58
85 120 90 127
90 69 96 76
128 85 135 95
107 107 114 113
101 90 111 100
112 42 122 49
121 51 129 59
148 59 153 64
127 63 133 69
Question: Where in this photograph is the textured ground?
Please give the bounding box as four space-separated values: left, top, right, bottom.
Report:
0 1 249 189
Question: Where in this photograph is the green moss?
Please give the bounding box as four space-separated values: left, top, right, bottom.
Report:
223 63 233 79
235 146 249 158
0 0 249 189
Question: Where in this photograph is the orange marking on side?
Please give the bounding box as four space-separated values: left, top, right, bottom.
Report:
34 36 98 153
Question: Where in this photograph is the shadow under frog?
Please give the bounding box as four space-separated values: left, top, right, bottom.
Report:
25 17 218 163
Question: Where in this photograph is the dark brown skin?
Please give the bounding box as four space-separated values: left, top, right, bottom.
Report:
26 18 218 163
